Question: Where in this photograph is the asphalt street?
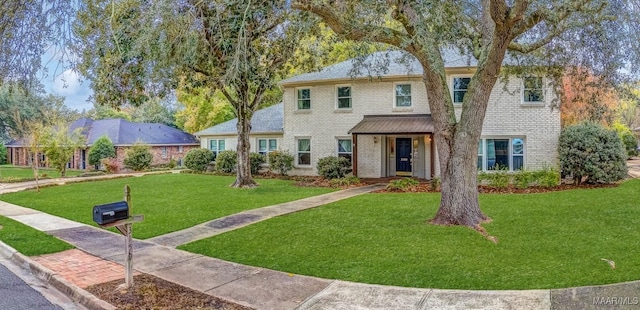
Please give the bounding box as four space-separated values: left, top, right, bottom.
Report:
0 257 85 310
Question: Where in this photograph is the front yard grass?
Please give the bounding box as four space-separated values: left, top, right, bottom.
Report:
179 179 640 290
0 165 83 182
0 173 334 239
0 215 74 256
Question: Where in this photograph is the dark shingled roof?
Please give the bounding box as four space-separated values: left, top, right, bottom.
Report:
6 118 199 147
279 49 478 86
195 103 283 136
349 114 435 134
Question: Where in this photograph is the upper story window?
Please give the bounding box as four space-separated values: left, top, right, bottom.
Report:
178 146 184 153
210 139 225 160
337 86 352 109
523 77 544 103
395 84 412 107
453 77 471 103
258 138 278 156
337 139 353 163
297 88 311 110
161 146 168 159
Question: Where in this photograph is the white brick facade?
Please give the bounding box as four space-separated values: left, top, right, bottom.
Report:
281 72 560 178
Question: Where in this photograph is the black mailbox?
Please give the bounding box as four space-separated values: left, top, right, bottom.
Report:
93 201 129 225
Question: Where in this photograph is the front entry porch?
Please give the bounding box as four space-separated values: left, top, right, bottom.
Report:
348 114 436 179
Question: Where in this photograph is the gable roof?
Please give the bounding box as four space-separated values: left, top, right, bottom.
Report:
195 103 283 136
279 49 478 86
6 118 199 147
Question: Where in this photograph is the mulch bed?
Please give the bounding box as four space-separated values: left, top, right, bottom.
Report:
374 182 619 194
86 274 252 310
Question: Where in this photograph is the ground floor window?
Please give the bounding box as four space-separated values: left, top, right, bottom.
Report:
161 146 168 159
337 139 352 163
209 139 225 160
258 138 278 156
297 138 311 166
478 137 524 171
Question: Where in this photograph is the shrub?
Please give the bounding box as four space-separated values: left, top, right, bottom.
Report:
184 148 214 172
513 169 534 189
612 122 638 158
123 143 153 171
621 132 638 158
533 167 561 187
250 152 265 174
216 150 237 173
268 150 294 176
100 157 119 174
317 156 352 179
478 169 509 188
559 122 627 184
430 177 441 191
88 136 116 167
330 175 361 188
0 144 7 165
386 178 419 191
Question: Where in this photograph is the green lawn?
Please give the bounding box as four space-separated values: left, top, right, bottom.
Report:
180 179 640 290
0 173 334 239
0 165 83 182
0 215 74 256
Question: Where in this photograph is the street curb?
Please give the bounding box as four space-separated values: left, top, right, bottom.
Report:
0 241 115 310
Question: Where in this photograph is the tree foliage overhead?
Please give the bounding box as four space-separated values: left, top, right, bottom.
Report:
1 0 78 85
0 83 74 142
74 0 312 188
293 0 640 229
561 68 619 127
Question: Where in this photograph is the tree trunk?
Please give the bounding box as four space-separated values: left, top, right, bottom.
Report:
231 104 258 188
430 135 488 226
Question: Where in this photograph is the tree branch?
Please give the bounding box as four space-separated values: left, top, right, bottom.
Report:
292 1 408 48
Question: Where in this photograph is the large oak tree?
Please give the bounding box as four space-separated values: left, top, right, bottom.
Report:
74 0 311 187
293 0 640 229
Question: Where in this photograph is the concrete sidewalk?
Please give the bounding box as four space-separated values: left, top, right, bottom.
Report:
2 172 640 309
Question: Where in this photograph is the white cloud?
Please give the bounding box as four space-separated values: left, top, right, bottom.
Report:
52 69 81 95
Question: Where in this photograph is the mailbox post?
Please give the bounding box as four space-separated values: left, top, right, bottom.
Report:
93 185 143 289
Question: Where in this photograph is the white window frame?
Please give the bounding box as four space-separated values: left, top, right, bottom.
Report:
477 137 525 171
296 137 312 167
394 83 412 108
523 77 544 104
296 87 311 110
336 138 353 164
336 85 352 109
452 76 472 104
258 138 278 156
161 146 168 159
209 139 226 159
178 145 184 153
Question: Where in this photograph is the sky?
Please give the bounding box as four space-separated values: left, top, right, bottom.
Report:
40 50 94 112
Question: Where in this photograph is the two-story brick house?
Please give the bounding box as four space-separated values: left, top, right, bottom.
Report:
198 50 561 179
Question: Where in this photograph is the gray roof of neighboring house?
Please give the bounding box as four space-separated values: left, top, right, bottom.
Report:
195 103 283 136
6 118 199 147
279 49 478 86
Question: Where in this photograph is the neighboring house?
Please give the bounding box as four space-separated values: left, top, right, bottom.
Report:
5 118 200 171
196 50 561 179
194 103 284 159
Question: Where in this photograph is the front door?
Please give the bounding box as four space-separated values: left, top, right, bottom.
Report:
396 138 412 176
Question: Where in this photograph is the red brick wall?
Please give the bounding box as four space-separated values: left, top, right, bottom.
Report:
7 145 199 172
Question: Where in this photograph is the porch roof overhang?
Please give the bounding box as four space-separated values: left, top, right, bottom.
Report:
348 114 434 135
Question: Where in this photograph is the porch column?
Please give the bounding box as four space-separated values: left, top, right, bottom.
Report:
352 134 358 177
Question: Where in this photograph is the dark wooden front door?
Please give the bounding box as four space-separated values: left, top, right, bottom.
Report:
396 138 412 176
